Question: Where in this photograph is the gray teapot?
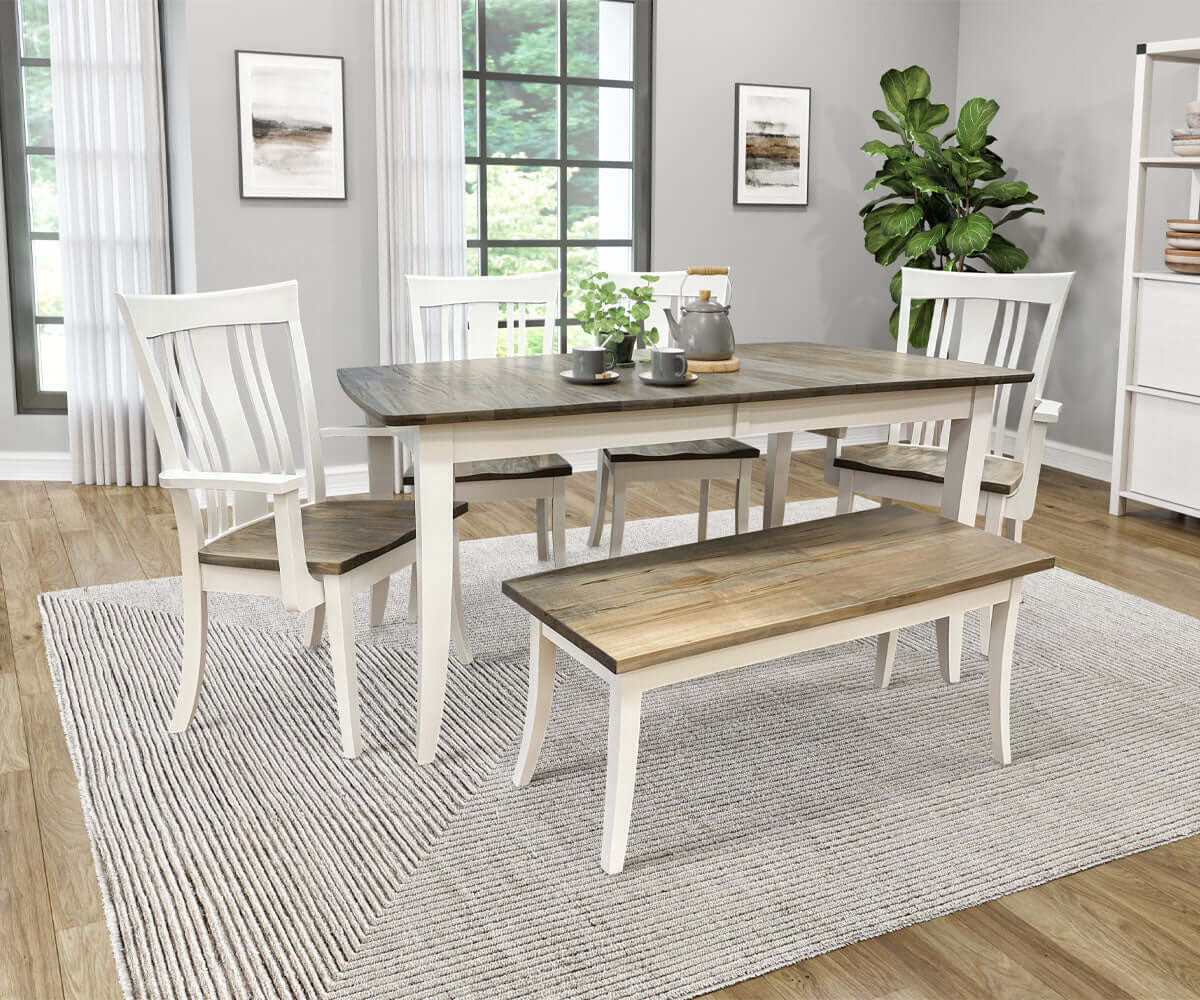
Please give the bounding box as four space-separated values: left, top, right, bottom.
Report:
665 284 735 361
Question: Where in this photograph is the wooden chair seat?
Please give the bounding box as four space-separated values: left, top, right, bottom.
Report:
835 443 1024 496
505 505 1050 673
402 453 572 485
602 438 760 464
199 499 468 576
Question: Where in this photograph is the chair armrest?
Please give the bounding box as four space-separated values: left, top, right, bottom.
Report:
1032 399 1061 425
159 469 305 494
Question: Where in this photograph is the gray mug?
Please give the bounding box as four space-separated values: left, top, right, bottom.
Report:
572 345 614 379
650 347 688 382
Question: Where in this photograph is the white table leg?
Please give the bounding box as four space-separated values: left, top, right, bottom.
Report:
937 387 994 684
763 431 793 529
367 429 396 628
413 425 456 764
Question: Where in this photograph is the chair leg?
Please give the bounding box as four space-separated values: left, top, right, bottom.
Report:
980 495 1005 654
609 471 628 558
552 478 567 568
306 604 325 648
936 613 963 684
697 479 710 542
324 576 361 758
735 459 752 534
836 471 855 514
535 498 550 561
451 526 473 664
513 618 557 787
588 455 609 547
988 578 1023 765
169 568 209 732
875 630 898 688
601 681 642 875
369 578 388 628
407 563 418 624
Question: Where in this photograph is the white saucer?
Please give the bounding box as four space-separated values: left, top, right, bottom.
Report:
559 369 622 385
637 371 699 387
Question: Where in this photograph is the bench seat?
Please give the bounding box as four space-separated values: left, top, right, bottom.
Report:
503 505 1054 873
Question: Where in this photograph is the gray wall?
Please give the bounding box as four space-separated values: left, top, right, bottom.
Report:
956 0 1200 456
651 0 962 351
162 0 378 468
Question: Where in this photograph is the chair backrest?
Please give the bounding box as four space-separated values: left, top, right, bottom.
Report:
605 268 732 346
116 280 324 543
405 272 561 362
894 268 1075 460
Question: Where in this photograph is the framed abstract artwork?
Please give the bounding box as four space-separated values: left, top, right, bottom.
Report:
235 50 346 200
733 83 810 206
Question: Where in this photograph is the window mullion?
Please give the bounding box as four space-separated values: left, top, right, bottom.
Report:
557 0 568 351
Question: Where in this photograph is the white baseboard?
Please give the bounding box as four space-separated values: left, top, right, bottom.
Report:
0 451 72 481
0 432 1113 490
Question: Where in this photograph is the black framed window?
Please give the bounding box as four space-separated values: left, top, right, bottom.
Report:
0 0 63 414
462 0 652 352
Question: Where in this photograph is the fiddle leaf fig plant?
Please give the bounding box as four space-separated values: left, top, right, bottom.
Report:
574 271 660 347
861 65 1043 347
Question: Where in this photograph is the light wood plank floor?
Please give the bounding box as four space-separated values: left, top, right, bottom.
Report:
1 454 1198 1000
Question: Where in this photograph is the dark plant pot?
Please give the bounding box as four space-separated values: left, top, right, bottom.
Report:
610 335 637 367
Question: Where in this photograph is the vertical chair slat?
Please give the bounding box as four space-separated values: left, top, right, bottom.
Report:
248 323 296 474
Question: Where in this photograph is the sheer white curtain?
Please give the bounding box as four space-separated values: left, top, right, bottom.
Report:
49 0 170 486
375 0 467 365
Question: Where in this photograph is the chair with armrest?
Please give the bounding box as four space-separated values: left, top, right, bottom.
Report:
117 280 472 758
820 266 1074 663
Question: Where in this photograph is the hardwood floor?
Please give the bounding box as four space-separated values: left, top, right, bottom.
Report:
1 454 1198 999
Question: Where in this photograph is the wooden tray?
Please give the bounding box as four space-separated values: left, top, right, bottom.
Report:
687 356 740 373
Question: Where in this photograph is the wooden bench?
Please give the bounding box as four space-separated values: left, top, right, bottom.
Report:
502 506 1055 874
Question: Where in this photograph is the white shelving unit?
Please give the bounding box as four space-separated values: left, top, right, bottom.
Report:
1111 37 1200 518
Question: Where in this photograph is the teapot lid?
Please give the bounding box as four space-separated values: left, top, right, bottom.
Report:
682 288 728 313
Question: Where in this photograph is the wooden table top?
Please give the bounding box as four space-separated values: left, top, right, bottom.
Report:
338 341 1033 426
502 505 1055 674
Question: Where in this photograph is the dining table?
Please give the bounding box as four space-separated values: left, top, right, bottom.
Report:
338 341 1034 764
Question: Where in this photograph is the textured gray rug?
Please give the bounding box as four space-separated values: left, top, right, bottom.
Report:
41 498 1200 1000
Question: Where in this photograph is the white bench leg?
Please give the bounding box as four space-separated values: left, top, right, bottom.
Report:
980 494 1005 654
535 497 550 562
735 458 752 534
324 575 361 758
552 478 567 569
936 614 963 683
513 618 557 787
588 454 609 548
306 604 325 648
989 578 1022 765
601 681 642 875
609 470 628 558
170 566 208 732
875 630 898 688
836 470 855 515
697 479 710 542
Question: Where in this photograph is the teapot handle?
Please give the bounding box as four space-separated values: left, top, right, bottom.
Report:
687 266 732 308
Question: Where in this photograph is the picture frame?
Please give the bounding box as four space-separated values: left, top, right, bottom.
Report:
235 50 346 200
733 83 810 206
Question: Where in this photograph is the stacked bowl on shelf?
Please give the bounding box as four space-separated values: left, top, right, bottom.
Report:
1165 102 1200 274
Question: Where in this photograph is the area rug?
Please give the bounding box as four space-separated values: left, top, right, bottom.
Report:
40 499 1200 1000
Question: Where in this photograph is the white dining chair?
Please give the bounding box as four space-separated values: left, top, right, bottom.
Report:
586 267 759 556
403 273 572 569
116 280 472 758
822 267 1075 661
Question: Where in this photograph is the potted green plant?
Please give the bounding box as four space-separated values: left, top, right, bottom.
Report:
573 271 661 365
861 65 1043 347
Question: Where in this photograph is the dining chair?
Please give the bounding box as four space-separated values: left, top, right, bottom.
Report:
116 280 472 758
403 273 572 570
586 266 759 556
822 266 1075 659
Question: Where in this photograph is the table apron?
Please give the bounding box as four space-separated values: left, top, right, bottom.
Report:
435 385 978 464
